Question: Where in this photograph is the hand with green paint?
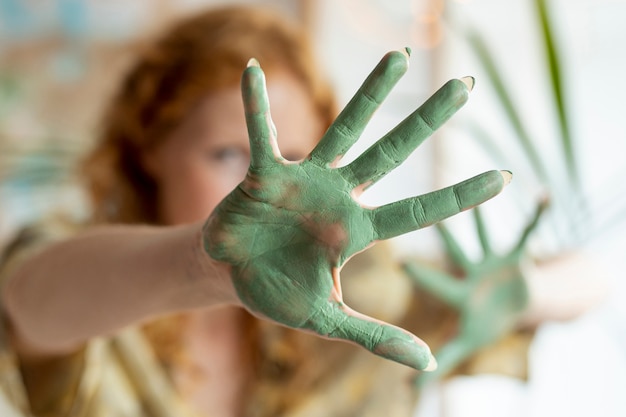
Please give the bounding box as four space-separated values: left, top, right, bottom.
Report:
404 201 547 383
204 49 511 371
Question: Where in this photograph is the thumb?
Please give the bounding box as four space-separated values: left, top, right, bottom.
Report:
302 301 437 371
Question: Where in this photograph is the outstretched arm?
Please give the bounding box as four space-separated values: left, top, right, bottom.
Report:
3 50 510 370
2 222 236 357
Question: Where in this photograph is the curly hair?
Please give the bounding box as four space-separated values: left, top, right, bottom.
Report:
82 5 337 225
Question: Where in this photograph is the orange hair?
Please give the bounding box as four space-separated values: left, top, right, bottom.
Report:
83 5 336 224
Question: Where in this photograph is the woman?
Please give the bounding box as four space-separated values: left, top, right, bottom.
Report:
0 6 507 417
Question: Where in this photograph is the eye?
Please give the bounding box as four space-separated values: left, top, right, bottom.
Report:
205 146 250 172
213 147 246 162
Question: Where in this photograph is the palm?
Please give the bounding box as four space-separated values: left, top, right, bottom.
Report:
204 50 510 371
208 162 371 328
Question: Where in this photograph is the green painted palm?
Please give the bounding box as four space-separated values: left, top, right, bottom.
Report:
204 50 510 371
404 201 546 384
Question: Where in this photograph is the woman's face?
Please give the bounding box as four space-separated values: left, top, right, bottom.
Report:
143 72 326 225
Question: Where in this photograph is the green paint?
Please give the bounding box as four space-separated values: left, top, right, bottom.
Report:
404 201 547 384
311 50 410 165
203 51 510 371
341 77 472 189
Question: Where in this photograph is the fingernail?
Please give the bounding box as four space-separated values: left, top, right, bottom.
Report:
500 170 513 186
247 57 260 68
424 353 438 372
460 76 475 92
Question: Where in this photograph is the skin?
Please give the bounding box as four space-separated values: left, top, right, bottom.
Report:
403 200 547 385
204 49 511 371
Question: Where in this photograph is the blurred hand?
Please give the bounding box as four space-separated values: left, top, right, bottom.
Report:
204 49 510 371
404 201 546 382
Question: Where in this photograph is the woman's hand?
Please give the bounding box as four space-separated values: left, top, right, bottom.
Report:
203 49 511 371
403 201 547 383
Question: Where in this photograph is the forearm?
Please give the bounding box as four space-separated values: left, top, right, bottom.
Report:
2 222 237 356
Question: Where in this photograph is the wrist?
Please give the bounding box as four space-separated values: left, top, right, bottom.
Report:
193 221 240 305
159 222 240 312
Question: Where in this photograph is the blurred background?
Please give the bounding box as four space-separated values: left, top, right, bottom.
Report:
1 0 625 416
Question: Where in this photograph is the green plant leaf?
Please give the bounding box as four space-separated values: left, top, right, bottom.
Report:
535 0 579 188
